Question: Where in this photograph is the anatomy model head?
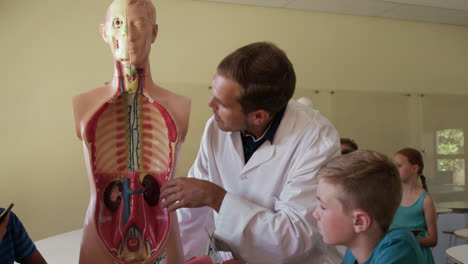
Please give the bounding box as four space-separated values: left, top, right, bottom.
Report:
100 0 158 93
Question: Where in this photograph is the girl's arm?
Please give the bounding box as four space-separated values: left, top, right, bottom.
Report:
418 195 438 247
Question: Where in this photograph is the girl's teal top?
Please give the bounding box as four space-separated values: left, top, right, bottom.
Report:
391 191 435 264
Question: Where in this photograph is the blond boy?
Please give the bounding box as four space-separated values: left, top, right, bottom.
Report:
313 150 425 264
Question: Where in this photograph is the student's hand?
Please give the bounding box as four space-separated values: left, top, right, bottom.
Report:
0 212 10 243
161 178 227 213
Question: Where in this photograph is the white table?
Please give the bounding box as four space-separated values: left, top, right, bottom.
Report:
446 244 468 264
436 207 453 214
455 228 468 240
32 229 82 264
437 201 468 213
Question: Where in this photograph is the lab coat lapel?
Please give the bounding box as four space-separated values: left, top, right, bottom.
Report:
240 142 275 174
228 131 245 167
273 101 296 145
226 101 297 175
240 101 297 174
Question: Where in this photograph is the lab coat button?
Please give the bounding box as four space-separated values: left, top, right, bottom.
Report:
240 175 247 181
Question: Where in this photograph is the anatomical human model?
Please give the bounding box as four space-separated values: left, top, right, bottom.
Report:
72 0 190 263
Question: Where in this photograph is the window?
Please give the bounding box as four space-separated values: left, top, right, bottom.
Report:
436 129 465 185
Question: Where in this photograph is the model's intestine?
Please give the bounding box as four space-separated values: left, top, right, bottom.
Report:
85 93 177 263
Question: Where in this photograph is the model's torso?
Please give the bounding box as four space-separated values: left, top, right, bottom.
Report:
73 82 189 264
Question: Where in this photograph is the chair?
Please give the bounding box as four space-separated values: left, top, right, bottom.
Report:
432 213 467 264
442 229 457 248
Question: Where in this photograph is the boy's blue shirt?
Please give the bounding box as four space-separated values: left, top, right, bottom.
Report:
0 208 36 264
342 229 425 264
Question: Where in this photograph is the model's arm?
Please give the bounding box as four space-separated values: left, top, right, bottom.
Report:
72 93 87 140
72 86 113 140
418 195 438 247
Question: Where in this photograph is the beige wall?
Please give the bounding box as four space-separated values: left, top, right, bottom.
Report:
1 0 467 240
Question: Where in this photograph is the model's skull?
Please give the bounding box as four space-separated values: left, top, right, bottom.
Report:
104 0 129 63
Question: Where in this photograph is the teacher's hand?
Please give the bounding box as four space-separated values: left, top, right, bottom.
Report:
161 178 227 213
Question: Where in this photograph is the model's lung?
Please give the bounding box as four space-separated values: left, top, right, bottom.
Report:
84 93 177 263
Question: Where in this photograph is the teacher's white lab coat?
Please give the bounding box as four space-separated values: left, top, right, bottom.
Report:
177 100 343 264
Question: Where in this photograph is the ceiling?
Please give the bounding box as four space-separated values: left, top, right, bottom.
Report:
197 0 468 27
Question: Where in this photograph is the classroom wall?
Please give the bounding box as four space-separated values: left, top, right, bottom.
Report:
1 0 467 240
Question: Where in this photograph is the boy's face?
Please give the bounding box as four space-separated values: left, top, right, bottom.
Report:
313 179 355 246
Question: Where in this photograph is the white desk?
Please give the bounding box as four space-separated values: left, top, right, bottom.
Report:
446 244 468 264
455 228 468 240
437 207 453 214
33 229 82 264
437 201 468 213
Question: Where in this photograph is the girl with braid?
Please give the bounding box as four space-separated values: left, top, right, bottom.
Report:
391 148 437 264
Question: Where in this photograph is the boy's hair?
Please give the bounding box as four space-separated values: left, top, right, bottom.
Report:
217 42 296 115
340 138 358 151
317 150 402 234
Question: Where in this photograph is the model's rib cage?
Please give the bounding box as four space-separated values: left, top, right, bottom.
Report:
93 95 171 173
140 102 170 172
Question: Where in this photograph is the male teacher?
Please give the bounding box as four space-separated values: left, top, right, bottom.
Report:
161 42 343 264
